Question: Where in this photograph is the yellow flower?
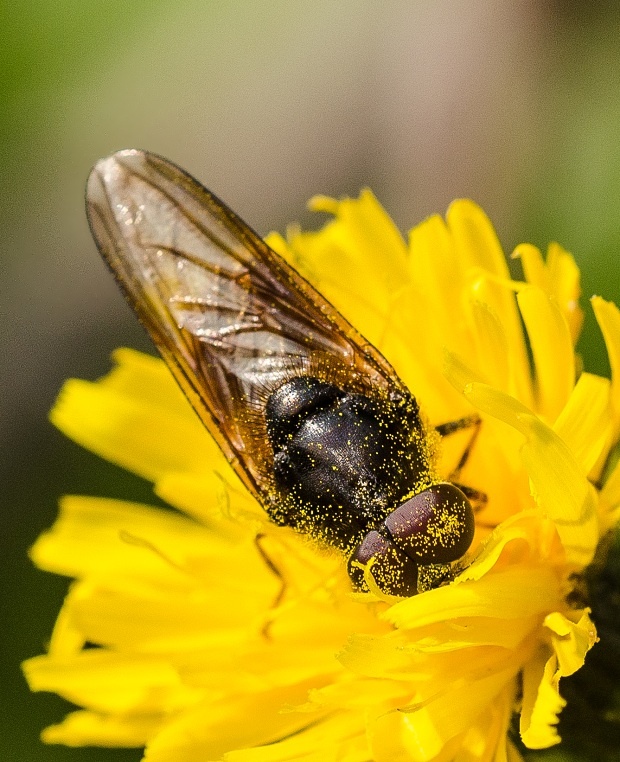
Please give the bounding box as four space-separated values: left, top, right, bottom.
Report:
24 194 620 761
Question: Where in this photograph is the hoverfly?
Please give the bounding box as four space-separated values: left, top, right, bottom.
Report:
86 150 478 597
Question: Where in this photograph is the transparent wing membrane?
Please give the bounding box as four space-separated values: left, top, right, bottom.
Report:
86 150 404 500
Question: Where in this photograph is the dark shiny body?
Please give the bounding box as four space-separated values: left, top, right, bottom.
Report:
265 377 428 548
265 377 475 595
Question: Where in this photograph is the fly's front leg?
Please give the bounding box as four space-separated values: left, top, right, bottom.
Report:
452 483 488 513
435 414 480 439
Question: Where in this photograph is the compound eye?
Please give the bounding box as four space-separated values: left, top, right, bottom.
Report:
385 483 475 565
348 530 419 596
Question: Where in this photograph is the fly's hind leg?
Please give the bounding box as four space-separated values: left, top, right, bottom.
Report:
435 414 487 510
254 533 286 639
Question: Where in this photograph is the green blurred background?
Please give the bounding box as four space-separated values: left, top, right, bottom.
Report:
3 2 620 760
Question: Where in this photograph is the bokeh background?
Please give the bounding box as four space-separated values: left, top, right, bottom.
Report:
3 2 620 760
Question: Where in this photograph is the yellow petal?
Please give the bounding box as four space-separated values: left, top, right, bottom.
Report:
407 211 504 419
382 566 560 631
271 199 448 421
457 512 553 583
223 712 368 762
341 614 539 683
457 685 518 762
64 574 275 654
154 471 264 534
308 189 409 292
284 190 409 341
41 709 162 747
468 300 510 393
447 201 508 277
303 677 406 712
47 589 86 657
276 192 431 399
513 242 583 345
592 296 620 440
23 650 199 714
144 681 330 762
369 706 461 762
50 351 223 483
29 495 220 580
369 664 518 762
447 201 533 408
520 649 564 749
445 356 599 567
553 372 611 476
513 244 548 291
340 634 531 694
544 610 597 679
545 242 583 343
409 212 469 355
103 348 190 415
517 286 575 422
601 455 620 531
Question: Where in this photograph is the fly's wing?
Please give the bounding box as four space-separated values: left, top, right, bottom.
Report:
86 149 405 501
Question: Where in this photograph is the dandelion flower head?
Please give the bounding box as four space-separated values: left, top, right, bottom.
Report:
24 184 620 761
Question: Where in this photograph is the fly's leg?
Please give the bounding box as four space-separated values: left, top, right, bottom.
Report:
435 415 487 509
254 533 286 639
435 414 480 439
452 482 488 513
435 414 481 480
